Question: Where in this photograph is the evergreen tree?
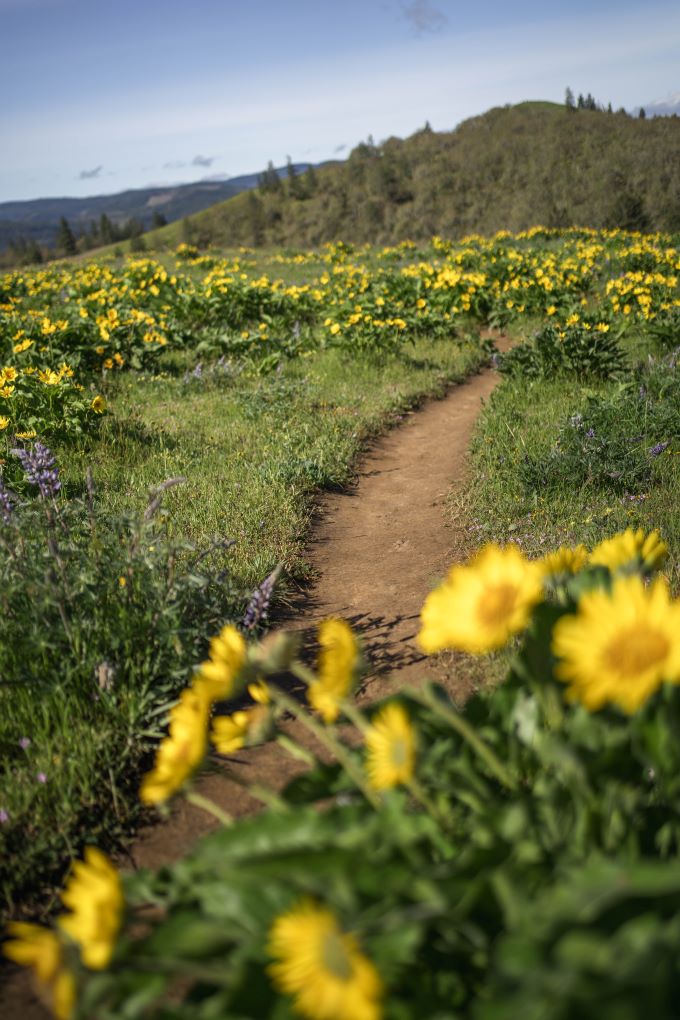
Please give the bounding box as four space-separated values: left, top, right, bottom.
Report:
258 161 282 194
246 191 265 245
151 211 167 229
99 213 114 244
302 165 318 195
286 156 306 199
577 93 585 109
56 217 77 255
639 107 647 119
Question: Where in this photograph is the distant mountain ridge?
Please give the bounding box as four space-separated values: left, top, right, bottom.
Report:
0 165 312 251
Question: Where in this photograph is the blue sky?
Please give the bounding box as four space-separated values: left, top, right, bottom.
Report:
2 0 680 203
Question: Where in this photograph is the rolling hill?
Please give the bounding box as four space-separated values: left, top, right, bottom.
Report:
146 101 680 252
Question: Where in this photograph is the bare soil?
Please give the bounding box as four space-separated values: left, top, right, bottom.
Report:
2 362 501 1019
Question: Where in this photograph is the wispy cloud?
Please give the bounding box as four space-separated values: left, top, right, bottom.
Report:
192 154 216 167
163 159 186 169
78 164 102 179
334 143 347 153
401 0 447 35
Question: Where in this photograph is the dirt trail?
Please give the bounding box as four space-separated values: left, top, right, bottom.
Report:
3 361 501 1018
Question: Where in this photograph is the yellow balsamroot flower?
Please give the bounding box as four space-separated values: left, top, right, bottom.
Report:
0 416 9 430
248 679 270 704
590 528 667 574
197 623 247 702
90 395 106 414
58 848 123 970
3 922 75 1020
552 575 680 714
2 366 17 381
140 685 210 804
418 544 543 655
211 710 252 754
268 900 383 1020
539 544 588 577
308 619 360 723
365 703 416 791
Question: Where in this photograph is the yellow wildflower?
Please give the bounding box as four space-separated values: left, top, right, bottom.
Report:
590 528 667 574
268 900 383 1020
553 575 680 713
0 416 9 430
365 703 417 791
3 923 75 1020
307 620 360 723
211 710 252 754
58 848 123 970
140 685 210 804
539 544 588 577
196 623 247 702
419 544 543 654
90 395 106 414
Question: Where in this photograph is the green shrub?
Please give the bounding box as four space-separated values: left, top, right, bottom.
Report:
499 322 626 382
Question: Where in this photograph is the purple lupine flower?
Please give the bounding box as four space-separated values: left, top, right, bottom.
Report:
192 362 203 379
19 737 30 750
36 772 47 784
585 428 596 439
0 809 8 824
649 441 670 457
0 476 14 523
242 567 279 631
11 442 61 499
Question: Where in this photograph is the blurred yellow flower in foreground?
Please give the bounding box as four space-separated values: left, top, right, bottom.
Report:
3 923 75 1019
58 847 123 970
539 544 588 577
268 900 383 1020
196 623 246 701
140 685 210 804
365 703 416 791
308 619 359 723
419 544 543 654
590 528 667 574
553 575 680 713
90 395 106 414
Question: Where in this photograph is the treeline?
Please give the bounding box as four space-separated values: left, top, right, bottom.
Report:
173 100 680 251
2 211 168 268
564 86 648 118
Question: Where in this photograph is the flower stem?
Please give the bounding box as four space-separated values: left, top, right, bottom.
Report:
269 686 381 809
405 683 517 791
186 790 233 826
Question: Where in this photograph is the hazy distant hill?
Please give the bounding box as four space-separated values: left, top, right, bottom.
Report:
146 101 680 252
0 165 312 251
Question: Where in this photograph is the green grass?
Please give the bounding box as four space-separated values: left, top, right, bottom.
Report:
0 332 487 920
460 327 680 591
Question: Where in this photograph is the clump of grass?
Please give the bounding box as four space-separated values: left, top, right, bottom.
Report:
464 346 680 590
0 466 243 920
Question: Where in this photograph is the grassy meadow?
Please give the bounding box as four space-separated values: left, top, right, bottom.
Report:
4 226 680 1018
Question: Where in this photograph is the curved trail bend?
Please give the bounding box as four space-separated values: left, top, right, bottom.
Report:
5 361 502 1019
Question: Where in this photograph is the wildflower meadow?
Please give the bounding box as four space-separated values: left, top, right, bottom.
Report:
3 226 680 1018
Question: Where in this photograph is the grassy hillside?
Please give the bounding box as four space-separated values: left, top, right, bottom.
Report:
145 101 680 251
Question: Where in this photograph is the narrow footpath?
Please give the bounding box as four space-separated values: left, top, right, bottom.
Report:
4 359 502 1019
